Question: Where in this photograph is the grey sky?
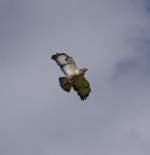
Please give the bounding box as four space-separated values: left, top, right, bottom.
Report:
0 0 150 155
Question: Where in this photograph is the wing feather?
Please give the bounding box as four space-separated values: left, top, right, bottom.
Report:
51 53 78 76
72 75 91 100
59 77 72 92
51 53 76 66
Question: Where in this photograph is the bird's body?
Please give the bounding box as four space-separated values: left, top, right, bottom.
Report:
51 52 91 100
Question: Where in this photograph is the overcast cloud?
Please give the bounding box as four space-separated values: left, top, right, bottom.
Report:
0 0 150 155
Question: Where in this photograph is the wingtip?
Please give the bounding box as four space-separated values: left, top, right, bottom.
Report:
80 88 91 101
51 53 63 60
51 54 57 60
80 96 88 101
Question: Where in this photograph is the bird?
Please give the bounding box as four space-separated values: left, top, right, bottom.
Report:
51 52 91 100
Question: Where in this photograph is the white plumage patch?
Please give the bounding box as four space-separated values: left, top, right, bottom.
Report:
51 53 80 77
56 54 68 66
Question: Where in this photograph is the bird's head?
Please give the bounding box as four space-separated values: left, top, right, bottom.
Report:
80 68 88 74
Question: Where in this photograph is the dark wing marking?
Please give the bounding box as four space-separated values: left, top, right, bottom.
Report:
59 77 72 92
72 75 91 100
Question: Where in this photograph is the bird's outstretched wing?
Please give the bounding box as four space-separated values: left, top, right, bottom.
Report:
72 75 91 100
59 75 91 100
59 77 72 92
51 53 76 67
51 53 78 77
73 74 91 100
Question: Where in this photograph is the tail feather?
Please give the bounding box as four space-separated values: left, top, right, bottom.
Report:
59 77 72 92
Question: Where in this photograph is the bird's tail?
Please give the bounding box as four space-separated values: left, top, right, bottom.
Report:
59 77 72 92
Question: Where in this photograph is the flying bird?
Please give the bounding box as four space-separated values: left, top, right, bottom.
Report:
51 53 91 100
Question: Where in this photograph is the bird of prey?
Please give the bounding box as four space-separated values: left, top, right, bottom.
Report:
51 53 91 100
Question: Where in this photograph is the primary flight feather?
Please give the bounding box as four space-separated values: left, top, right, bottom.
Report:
51 53 91 100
